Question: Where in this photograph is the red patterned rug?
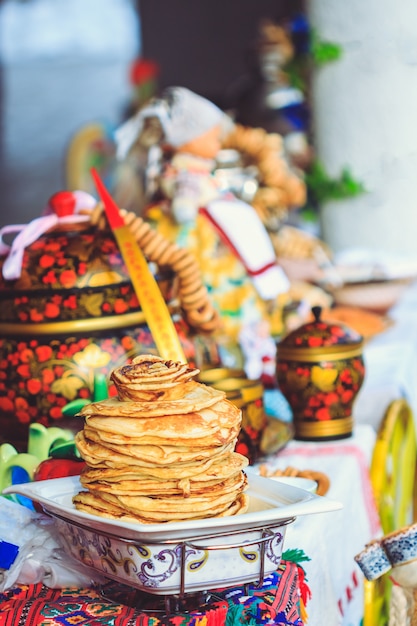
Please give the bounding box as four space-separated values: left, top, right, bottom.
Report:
0 561 305 625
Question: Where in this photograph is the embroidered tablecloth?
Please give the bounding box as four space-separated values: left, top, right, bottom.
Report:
354 279 417 430
0 561 305 626
256 424 381 626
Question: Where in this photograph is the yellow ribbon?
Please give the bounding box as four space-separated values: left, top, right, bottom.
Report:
114 227 187 362
91 168 186 363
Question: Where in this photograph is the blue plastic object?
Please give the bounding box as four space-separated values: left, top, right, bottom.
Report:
0 539 19 569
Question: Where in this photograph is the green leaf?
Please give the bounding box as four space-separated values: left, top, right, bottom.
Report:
61 398 90 416
311 30 343 66
282 548 311 564
50 441 81 459
305 159 366 208
93 372 109 401
79 292 104 317
51 376 86 401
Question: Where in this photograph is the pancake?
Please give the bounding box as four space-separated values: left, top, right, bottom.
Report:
73 491 249 524
80 452 249 496
78 383 225 418
76 427 235 467
88 489 246 521
77 435 231 478
80 467 248 498
73 491 144 523
83 399 242 447
111 355 200 401
79 451 248 485
73 354 250 524
99 488 240 513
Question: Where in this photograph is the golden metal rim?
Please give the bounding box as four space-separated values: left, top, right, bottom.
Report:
294 415 353 438
197 368 247 384
0 310 150 336
277 346 363 362
224 385 265 405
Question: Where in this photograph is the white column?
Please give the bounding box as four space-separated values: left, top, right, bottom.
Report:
307 0 417 256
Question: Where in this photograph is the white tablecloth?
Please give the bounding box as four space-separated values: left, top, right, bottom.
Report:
261 280 417 624
354 280 417 429
256 424 381 626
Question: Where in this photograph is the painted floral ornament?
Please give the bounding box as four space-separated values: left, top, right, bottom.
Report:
355 523 417 625
276 306 365 440
0 423 83 509
0 190 197 450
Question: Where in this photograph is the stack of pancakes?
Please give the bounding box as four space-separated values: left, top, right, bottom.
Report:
73 355 249 523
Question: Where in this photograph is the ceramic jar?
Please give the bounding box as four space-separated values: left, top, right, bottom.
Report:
276 306 365 441
381 523 417 587
197 368 267 464
0 221 198 450
354 539 392 581
355 523 417 587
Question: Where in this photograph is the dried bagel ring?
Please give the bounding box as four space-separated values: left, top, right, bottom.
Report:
256 465 331 497
298 470 330 496
185 302 219 325
147 238 172 264
137 227 158 248
129 218 152 239
82 204 220 335
171 254 197 274
179 282 207 301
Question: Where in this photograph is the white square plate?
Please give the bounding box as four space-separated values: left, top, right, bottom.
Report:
4 473 342 542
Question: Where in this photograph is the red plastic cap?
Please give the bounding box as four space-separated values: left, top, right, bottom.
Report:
130 58 159 85
49 191 76 217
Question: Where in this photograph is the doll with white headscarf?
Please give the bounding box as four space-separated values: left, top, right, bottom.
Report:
116 87 231 223
115 87 291 378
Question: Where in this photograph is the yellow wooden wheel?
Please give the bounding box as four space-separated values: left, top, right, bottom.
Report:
363 399 417 626
65 122 116 195
371 399 417 532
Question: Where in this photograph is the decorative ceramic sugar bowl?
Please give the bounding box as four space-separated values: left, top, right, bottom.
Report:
276 306 365 441
354 539 392 581
197 368 267 464
381 523 417 588
0 192 218 450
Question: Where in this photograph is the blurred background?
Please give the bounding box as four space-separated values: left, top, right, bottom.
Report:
0 0 140 226
0 0 301 228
